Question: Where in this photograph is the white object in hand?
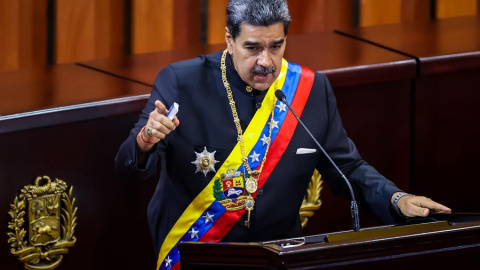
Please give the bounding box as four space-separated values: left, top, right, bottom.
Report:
166 102 179 120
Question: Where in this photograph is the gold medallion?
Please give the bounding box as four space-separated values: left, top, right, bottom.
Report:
245 177 258 194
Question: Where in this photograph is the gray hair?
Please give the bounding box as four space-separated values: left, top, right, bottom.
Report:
226 0 291 40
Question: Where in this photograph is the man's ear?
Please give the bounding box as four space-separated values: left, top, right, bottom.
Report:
225 27 234 55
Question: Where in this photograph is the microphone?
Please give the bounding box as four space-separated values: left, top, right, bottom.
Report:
275 90 360 232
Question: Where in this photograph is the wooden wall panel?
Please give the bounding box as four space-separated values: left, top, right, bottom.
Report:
94 0 125 59
207 0 228 45
131 0 173 54
437 0 477 18
401 0 431 23
56 0 124 64
2 0 479 71
0 0 20 72
18 0 47 69
207 0 353 45
0 0 46 72
360 0 401 26
173 0 202 49
56 0 95 63
289 0 353 34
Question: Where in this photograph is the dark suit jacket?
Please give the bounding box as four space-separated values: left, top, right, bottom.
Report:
115 51 401 254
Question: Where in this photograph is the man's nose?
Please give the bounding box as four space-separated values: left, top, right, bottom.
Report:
258 50 272 67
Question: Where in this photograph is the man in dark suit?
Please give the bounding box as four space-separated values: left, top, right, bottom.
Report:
115 0 450 269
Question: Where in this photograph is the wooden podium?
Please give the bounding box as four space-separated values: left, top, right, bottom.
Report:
178 214 480 270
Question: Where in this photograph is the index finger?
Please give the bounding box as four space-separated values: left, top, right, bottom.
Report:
417 198 451 212
155 100 167 114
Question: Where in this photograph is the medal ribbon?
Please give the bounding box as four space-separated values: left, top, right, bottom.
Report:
158 61 314 270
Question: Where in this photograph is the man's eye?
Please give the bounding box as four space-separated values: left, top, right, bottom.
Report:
246 47 257 51
271 45 281 50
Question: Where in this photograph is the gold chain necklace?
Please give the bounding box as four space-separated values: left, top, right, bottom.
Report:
221 49 277 227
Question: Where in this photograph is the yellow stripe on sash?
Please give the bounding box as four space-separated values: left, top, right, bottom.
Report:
157 59 288 268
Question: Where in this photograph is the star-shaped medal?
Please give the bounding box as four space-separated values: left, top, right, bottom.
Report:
191 147 219 176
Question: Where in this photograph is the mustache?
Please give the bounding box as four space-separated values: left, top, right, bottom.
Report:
251 66 276 75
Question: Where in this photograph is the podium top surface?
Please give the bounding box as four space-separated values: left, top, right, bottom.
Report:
179 213 480 253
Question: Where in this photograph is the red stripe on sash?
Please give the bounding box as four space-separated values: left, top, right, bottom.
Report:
171 263 180 270
199 210 244 242
258 67 315 186
200 66 315 242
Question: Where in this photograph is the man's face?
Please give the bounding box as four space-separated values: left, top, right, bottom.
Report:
226 22 286 91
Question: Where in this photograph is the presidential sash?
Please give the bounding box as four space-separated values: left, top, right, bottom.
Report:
157 59 315 270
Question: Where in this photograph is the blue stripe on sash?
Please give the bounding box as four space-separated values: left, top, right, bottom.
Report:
239 62 301 172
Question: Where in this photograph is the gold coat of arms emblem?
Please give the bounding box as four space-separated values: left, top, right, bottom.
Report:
7 176 77 270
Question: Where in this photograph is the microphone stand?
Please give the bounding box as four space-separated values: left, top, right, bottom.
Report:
276 90 360 232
